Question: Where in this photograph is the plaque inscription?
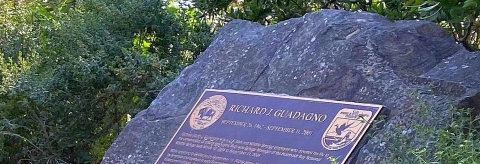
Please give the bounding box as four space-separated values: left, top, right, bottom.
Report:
155 89 383 164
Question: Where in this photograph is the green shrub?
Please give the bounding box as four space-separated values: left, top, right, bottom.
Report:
412 107 480 164
385 96 480 163
0 0 211 163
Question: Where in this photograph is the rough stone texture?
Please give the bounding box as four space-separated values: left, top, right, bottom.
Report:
102 10 480 163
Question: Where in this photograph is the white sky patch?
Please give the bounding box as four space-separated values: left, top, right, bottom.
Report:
171 0 194 9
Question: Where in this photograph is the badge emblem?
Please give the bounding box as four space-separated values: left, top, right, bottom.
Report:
322 108 372 150
189 95 227 130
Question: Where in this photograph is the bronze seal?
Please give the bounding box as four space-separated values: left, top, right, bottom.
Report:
189 95 227 130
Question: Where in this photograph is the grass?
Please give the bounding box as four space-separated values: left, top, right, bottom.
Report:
387 98 480 164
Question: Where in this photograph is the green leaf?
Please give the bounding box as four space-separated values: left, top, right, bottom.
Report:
132 96 140 103
444 17 464 24
419 2 440 12
36 6 54 20
463 0 478 8
405 0 421 7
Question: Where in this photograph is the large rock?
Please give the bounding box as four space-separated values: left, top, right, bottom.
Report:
102 10 480 163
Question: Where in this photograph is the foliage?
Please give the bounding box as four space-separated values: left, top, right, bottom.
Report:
192 0 480 51
0 0 211 163
404 0 480 50
430 108 480 163
191 0 417 25
384 96 480 163
408 107 480 163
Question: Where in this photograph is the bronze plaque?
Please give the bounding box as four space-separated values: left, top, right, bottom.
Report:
155 89 383 164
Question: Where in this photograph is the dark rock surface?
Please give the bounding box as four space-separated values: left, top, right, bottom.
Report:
102 9 480 163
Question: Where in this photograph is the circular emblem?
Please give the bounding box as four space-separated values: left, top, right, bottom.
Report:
189 95 227 130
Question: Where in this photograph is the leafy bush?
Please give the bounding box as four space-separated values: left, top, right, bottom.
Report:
403 0 480 51
384 96 480 163
0 0 211 163
411 107 480 163
193 0 480 51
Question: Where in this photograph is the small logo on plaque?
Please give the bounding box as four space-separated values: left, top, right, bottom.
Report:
189 95 227 130
322 108 372 150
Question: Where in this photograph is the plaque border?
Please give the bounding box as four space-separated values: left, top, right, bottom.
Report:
154 89 383 164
